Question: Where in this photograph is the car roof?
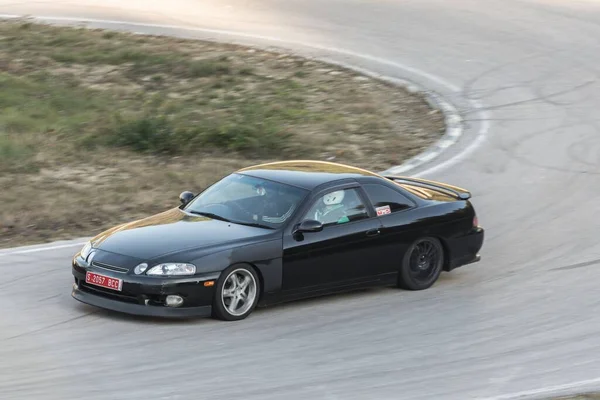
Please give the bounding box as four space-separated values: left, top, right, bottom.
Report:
235 160 384 190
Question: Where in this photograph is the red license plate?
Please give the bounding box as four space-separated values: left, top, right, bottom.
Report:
85 271 123 292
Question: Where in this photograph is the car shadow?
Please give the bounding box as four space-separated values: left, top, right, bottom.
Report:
251 273 460 317
252 285 399 315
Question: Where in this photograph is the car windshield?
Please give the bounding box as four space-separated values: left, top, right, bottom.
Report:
183 173 309 229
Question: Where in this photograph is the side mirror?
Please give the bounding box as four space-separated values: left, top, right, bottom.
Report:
295 219 323 233
179 191 195 206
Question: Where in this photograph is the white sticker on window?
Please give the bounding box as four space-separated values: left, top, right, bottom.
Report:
376 205 391 216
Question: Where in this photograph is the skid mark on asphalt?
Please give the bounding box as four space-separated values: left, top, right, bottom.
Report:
495 120 600 175
4 311 98 341
552 258 600 271
462 80 596 115
567 120 600 168
460 35 600 177
461 48 566 102
36 293 62 302
0 267 65 289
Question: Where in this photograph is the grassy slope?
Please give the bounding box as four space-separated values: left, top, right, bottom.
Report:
0 19 445 248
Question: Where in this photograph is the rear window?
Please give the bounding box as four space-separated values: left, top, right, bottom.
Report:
362 184 414 213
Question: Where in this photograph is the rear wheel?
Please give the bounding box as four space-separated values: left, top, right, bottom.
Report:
212 264 260 321
397 237 444 290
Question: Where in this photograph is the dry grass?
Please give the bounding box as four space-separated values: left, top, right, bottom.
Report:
0 19 445 248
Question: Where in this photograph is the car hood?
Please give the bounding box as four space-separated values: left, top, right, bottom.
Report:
90 208 273 261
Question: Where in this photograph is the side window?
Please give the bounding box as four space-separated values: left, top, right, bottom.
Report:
362 183 414 215
303 188 369 227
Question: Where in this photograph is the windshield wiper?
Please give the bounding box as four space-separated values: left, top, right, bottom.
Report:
188 211 232 222
234 221 275 230
188 210 273 229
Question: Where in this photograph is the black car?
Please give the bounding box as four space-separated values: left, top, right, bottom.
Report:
71 160 484 321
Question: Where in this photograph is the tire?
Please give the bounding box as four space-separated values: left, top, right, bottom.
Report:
212 264 260 321
397 237 444 291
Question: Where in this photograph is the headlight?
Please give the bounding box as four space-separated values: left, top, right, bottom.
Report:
80 241 93 260
146 263 196 276
134 263 149 275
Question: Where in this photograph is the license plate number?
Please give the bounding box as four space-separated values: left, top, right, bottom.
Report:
85 271 123 291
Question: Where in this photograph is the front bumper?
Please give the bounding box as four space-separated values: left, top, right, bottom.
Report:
72 283 212 318
71 257 218 318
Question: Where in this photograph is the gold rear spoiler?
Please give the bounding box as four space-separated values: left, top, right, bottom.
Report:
383 175 471 200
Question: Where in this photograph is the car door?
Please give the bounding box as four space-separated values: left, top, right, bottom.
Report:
281 184 384 296
360 182 424 274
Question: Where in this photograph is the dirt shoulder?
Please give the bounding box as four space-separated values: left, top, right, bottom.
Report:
0 19 446 248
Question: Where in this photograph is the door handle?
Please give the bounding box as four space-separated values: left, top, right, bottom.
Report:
366 229 380 237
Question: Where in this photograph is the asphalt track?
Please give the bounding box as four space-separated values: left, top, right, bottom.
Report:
2 1 600 399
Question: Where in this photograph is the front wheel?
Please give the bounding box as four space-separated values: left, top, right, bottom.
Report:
212 264 260 321
397 237 444 290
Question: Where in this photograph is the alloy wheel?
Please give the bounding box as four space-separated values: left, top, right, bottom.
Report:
408 239 441 284
221 268 258 317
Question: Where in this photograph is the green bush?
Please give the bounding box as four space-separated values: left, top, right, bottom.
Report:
105 105 294 157
187 60 232 78
0 133 37 173
109 114 179 154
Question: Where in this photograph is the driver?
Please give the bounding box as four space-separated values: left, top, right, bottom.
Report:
313 190 349 225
